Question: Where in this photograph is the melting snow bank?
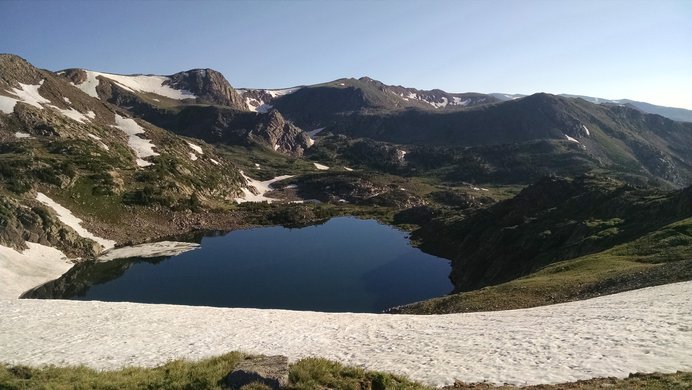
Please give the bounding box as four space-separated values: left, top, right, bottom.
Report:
73 71 197 100
235 171 293 203
0 243 72 299
36 193 116 250
0 80 51 114
565 134 580 143
313 162 330 170
98 241 200 262
1 282 690 386
114 114 160 167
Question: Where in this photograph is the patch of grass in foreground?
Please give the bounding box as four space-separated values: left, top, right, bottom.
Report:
0 352 246 390
0 354 427 390
445 371 692 389
1 356 690 390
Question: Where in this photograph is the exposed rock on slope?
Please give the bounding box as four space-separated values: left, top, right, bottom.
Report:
0 196 99 257
165 68 246 109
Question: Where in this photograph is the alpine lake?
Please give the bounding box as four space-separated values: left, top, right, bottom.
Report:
27 217 452 313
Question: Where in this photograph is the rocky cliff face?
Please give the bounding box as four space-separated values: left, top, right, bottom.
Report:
256 110 312 155
166 69 246 109
140 105 313 156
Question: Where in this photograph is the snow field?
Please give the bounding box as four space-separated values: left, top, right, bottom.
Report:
73 71 197 100
0 282 689 386
0 243 72 299
0 81 51 113
234 171 294 203
0 79 96 123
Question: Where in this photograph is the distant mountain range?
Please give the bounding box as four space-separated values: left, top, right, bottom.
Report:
1 53 689 193
491 93 692 123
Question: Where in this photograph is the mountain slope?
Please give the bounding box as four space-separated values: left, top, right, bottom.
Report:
293 92 692 187
558 94 692 123
59 67 312 155
495 92 692 123
394 175 692 313
417 175 692 291
0 54 249 256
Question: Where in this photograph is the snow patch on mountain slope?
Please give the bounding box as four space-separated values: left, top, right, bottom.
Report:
313 162 330 170
429 97 449 108
71 73 100 98
565 134 580 143
0 282 689 386
307 127 325 137
0 242 72 299
14 132 31 139
244 97 273 113
73 71 197 100
114 114 160 167
49 106 91 123
0 80 51 114
452 97 471 106
187 142 203 154
87 134 109 151
0 79 97 123
582 125 590 136
267 87 301 98
35 193 116 250
234 171 293 203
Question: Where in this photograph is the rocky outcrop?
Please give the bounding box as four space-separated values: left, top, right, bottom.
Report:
166 68 246 109
0 195 100 258
0 54 44 86
255 110 312 155
128 104 312 156
224 355 289 390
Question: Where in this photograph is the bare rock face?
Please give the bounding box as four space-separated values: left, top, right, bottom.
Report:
224 355 289 390
60 68 88 85
166 69 246 110
254 110 312 156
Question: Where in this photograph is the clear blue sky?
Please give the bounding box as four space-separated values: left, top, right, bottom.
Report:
2 0 691 109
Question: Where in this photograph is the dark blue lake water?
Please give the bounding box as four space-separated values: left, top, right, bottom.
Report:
71 217 452 312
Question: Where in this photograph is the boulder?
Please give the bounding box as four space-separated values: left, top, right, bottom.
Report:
224 355 289 390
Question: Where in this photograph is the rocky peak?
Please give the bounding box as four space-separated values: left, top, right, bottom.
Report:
166 68 246 110
0 54 43 86
60 68 88 85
